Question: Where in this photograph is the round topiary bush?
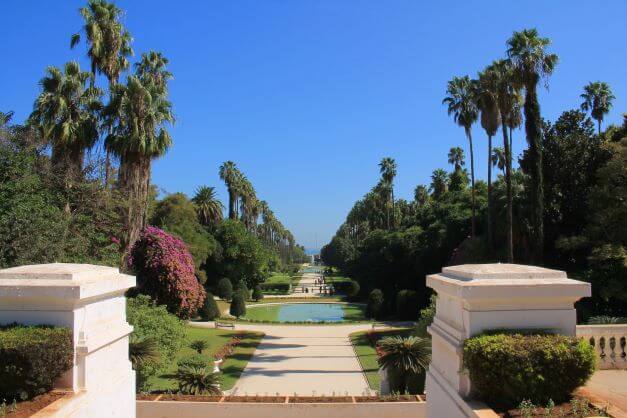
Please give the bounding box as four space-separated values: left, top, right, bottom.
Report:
252 285 263 301
230 293 246 318
395 289 419 320
463 332 596 406
366 289 384 319
129 226 206 319
0 324 73 401
200 292 221 321
216 277 233 300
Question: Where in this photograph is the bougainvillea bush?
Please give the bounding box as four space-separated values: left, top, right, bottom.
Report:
129 226 206 319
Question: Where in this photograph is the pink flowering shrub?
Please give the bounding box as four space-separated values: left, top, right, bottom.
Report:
129 226 206 319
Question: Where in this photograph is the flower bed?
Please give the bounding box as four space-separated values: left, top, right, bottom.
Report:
493 397 609 417
135 394 426 403
213 334 242 360
2 391 70 418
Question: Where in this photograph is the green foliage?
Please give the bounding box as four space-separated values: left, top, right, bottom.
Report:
252 285 263 301
200 292 221 321
176 364 221 395
259 282 291 294
346 280 360 299
229 293 246 318
463 332 595 406
366 289 384 319
0 325 73 401
216 277 233 300
377 336 431 394
126 295 186 390
414 294 436 337
176 353 208 370
236 281 250 301
396 289 420 320
190 339 208 354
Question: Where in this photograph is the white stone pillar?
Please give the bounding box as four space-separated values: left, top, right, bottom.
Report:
424 264 591 418
0 263 136 418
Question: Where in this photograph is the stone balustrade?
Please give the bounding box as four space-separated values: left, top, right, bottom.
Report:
577 324 627 369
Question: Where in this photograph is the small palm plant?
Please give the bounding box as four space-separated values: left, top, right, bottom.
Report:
177 364 221 395
129 337 160 369
377 336 431 394
190 339 208 354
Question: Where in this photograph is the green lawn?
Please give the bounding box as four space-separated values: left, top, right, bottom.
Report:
350 328 411 390
149 326 264 391
265 272 291 284
242 302 366 322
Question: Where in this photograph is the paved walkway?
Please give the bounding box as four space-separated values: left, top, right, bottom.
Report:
578 370 627 418
192 322 375 395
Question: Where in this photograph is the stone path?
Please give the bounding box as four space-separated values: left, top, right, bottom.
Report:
578 370 627 417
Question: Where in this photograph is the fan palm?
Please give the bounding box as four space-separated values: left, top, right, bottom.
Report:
507 28 558 264
29 61 103 180
129 337 160 370
477 69 501 252
378 157 397 230
430 169 448 200
135 51 172 92
414 185 429 207
0 111 13 129
447 147 465 171
378 336 431 394
443 76 479 237
177 364 221 395
71 0 133 184
192 186 224 227
105 75 173 253
580 81 615 135
491 147 506 174
219 161 239 220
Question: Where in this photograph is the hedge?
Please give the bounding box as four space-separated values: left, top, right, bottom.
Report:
463 332 595 406
0 324 73 401
259 283 291 294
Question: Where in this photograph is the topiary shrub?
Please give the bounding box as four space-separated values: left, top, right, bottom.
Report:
216 278 233 300
366 289 384 319
127 295 186 391
200 292 221 321
230 293 246 318
463 332 596 407
236 281 249 301
128 226 206 319
0 324 73 401
395 289 419 320
259 282 291 294
346 280 360 300
252 285 263 301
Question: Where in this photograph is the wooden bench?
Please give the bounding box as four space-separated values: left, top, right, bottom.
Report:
215 321 235 329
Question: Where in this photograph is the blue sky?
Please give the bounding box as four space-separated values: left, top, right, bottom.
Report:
2 1 626 250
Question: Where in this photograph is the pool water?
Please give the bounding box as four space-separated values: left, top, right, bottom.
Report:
245 303 364 322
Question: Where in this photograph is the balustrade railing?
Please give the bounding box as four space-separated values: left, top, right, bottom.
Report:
576 324 627 369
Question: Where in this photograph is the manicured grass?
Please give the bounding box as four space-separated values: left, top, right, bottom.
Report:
350 329 411 390
149 326 264 391
265 273 291 284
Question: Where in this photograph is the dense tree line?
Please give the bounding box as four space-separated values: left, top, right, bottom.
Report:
323 29 625 319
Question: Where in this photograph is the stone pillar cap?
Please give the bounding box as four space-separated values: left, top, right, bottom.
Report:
441 263 567 281
0 263 135 300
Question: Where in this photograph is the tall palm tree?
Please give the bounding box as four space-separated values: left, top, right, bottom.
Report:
378 157 397 230
447 147 465 171
135 51 172 92
485 59 520 262
71 0 133 184
430 169 448 200
192 186 224 227
580 81 615 135
0 111 13 129
105 75 173 253
507 28 558 264
378 336 431 394
414 185 429 207
443 76 479 237
29 61 103 180
219 161 239 220
477 69 501 252
491 147 506 175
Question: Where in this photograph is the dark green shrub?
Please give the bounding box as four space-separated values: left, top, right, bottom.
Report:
463 332 596 406
230 293 246 318
177 364 221 395
236 281 250 301
395 289 419 320
414 294 436 337
216 278 233 300
200 292 221 321
366 289 384 319
177 353 208 370
0 325 73 401
190 339 208 354
252 285 263 301
259 282 291 294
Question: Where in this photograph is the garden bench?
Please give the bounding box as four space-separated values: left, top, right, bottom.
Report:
215 321 235 329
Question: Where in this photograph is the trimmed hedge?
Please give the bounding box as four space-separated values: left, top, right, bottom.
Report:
463 332 595 406
0 324 73 401
259 282 291 294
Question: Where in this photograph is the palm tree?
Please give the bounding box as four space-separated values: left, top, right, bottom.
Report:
507 28 558 264
447 147 465 171
430 169 448 200
29 61 103 180
378 157 397 230
0 111 13 129
219 161 239 220
491 147 506 174
135 51 172 91
177 364 221 395
105 75 173 253
443 76 479 237
192 186 224 227
414 185 429 207
129 337 160 370
71 0 133 184
378 336 431 394
477 69 501 252
580 81 615 135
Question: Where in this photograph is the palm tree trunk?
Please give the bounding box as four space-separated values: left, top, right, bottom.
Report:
487 134 493 253
228 189 236 220
391 188 395 230
502 123 513 263
523 83 544 265
598 120 601 136
465 127 476 238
